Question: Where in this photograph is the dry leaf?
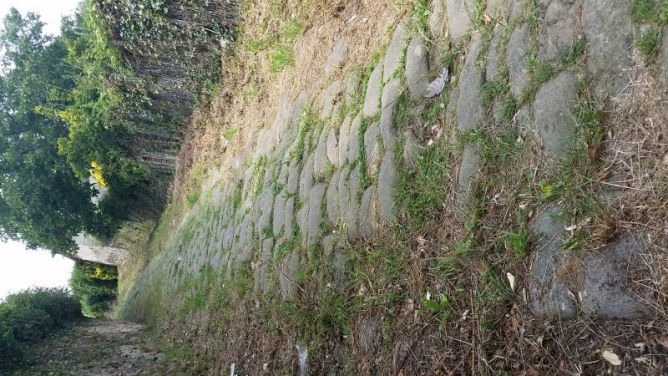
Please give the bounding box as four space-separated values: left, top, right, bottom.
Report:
506 272 516 291
602 350 622 366
425 68 449 98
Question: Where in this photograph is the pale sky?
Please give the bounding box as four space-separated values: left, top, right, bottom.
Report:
0 0 81 300
0 241 74 300
0 0 81 35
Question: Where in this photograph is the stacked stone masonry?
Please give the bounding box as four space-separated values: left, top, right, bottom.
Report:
125 0 665 322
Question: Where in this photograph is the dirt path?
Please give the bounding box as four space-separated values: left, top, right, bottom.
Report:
6 320 175 376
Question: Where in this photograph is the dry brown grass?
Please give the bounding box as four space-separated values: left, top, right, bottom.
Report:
172 0 403 201
602 60 668 324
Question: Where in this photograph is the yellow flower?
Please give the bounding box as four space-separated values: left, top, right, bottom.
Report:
90 161 109 188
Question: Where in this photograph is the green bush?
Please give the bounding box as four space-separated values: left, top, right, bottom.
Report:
3 287 82 328
69 261 118 318
0 288 83 369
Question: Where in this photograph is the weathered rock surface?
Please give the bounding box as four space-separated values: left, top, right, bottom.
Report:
326 170 340 223
287 159 299 194
457 144 480 208
530 208 653 320
380 78 402 147
348 114 362 163
428 0 446 38
338 115 352 167
256 190 274 233
384 22 408 82
313 129 329 177
346 168 362 239
358 186 377 238
121 6 665 346
456 38 484 132
378 151 397 220
533 70 577 156
364 122 381 176
284 196 295 240
507 24 531 98
583 0 633 96
273 191 286 235
538 0 578 62
580 234 653 319
306 183 327 246
486 30 503 83
529 206 577 319
405 36 429 100
402 130 420 171
299 154 315 201
74 234 128 266
487 0 509 20
338 170 352 225
279 251 299 300
325 37 347 77
363 62 383 117
321 80 342 120
446 0 473 40
326 128 338 167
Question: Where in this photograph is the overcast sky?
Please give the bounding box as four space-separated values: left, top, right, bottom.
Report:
0 0 81 35
0 0 81 300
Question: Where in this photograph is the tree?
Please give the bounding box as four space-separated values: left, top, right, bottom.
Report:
0 9 100 255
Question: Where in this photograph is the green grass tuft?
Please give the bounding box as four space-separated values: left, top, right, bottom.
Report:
283 19 303 41
396 139 451 229
270 45 294 72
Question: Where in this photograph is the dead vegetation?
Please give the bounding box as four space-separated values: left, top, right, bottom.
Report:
173 0 402 202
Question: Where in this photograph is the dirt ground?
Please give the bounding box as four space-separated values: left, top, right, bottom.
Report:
4 320 176 376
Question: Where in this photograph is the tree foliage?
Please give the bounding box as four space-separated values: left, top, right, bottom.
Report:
0 9 102 254
0 1 237 255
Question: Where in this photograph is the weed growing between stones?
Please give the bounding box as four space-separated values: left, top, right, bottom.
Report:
290 109 322 161
481 81 511 105
631 0 668 64
396 139 452 230
518 40 586 105
356 117 374 193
